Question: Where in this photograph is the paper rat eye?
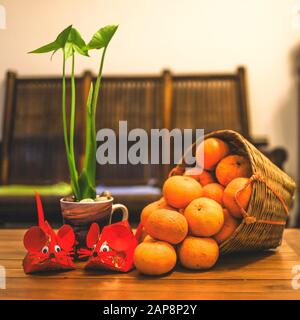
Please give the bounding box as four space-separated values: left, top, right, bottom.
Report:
100 243 110 253
41 246 49 254
54 245 61 253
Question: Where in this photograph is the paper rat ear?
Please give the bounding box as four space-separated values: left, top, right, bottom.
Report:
23 226 48 252
57 225 75 251
104 224 135 252
86 223 100 248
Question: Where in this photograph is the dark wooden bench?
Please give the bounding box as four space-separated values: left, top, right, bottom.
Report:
0 67 288 225
0 72 85 223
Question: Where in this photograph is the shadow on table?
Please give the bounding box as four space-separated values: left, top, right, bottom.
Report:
26 250 277 278
218 250 276 268
178 249 276 274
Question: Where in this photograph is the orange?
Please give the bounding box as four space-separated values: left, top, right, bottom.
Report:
196 138 230 171
143 235 154 242
184 168 216 186
163 175 203 209
202 183 224 206
199 170 216 186
134 239 177 275
141 198 174 226
184 197 224 237
214 209 240 244
144 209 188 244
178 236 219 270
223 177 252 218
216 155 251 186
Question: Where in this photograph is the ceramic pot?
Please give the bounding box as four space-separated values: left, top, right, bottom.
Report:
60 197 128 249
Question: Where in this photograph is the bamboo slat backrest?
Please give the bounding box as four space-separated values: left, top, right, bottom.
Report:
92 75 163 186
169 67 249 137
1 72 84 185
1 67 249 187
160 67 249 179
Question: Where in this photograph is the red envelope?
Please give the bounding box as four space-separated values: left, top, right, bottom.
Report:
23 193 75 274
83 220 138 272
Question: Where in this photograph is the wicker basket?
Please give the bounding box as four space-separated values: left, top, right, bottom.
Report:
170 130 296 254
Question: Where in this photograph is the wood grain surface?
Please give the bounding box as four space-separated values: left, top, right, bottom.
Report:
0 228 300 300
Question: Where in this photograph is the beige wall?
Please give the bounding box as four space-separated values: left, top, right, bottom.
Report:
0 0 299 222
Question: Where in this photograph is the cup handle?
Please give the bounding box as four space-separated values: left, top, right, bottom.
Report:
109 204 129 224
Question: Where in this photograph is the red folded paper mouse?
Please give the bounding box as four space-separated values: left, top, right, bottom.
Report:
23 193 75 274
81 218 139 272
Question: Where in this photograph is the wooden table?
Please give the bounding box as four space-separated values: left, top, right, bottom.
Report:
0 228 300 300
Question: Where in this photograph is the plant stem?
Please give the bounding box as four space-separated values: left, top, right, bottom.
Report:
69 52 81 199
92 46 107 115
62 50 80 200
88 47 107 185
62 52 69 155
70 52 76 160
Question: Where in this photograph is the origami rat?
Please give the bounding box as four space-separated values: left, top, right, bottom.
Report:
23 193 75 274
81 220 139 272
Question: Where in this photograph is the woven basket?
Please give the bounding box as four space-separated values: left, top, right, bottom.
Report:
170 130 296 254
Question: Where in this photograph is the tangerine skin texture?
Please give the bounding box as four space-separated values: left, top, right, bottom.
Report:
197 138 230 171
134 240 177 275
144 209 188 244
184 197 224 237
178 236 219 270
223 177 252 218
216 155 251 186
214 209 240 244
198 170 216 186
141 198 174 226
202 183 224 206
163 175 203 209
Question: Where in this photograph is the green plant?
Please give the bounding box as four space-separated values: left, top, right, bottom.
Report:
30 24 118 201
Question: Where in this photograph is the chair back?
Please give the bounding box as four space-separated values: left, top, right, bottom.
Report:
170 67 249 137
1 67 250 187
93 75 163 186
1 72 84 185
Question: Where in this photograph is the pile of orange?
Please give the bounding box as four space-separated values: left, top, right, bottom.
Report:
134 137 252 275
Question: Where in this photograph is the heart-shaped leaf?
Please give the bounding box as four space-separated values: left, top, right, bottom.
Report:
30 25 88 59
68 28 89 57
29 25 73 54
29 41 60 54
56 25 73 47
87 24 118 50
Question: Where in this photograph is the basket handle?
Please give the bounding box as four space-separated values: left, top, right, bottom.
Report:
234 173 289 226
